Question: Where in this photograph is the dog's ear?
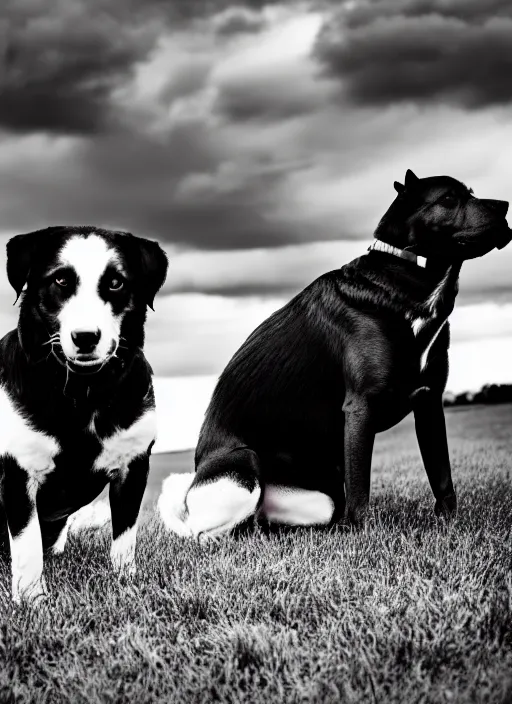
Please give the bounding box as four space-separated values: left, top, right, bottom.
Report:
404 169 419 189
394 181 405 193
136 237 169 310
7 229 50 302
6 233 34 301
6 226 68 303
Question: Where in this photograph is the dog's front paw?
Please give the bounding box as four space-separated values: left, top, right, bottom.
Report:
345 502 370 529
434 493 457 519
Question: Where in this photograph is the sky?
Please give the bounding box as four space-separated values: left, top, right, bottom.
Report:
2 0 512 451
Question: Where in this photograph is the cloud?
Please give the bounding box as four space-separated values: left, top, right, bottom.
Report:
315 0 512 108
166 240 371 297
0 0 163 135
164 235 512 306
0 8 340 251
213 11 327 122
213 6 267 36
145 292 285 376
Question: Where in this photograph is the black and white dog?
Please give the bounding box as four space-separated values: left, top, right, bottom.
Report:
159 171 511 539
0 226 167 602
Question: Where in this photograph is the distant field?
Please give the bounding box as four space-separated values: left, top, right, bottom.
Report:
1 403 512 703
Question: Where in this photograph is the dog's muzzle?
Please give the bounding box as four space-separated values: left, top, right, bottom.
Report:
65 338 117 374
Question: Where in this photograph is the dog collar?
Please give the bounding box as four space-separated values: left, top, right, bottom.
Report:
368 240 427 268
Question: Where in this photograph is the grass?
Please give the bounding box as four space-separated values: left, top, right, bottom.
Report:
1 404 512 703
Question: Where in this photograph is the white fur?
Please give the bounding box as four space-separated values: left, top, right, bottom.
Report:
56 235 122 363
94 409 157 476
67 500 111 534
157 472 195 537
420 321 447 371
261 485 334 525
410 315 449 371
0 385 59 486
111 525 137 574
158 474 261 540
53 500 111 555
9 506 46 604
410 268 452 371
186 477 261 540
51 519 70 555
158 475 334 536
411 317 426 336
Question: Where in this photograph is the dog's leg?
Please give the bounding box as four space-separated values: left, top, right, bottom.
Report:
3 459 46 603
342 396 375 526
109 451 150 575
184 448 261 541
42 517 70 555
413 390 456 518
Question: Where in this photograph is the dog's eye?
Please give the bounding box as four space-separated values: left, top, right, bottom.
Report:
55 276 68 287
109 276 124 291
440 193 457 208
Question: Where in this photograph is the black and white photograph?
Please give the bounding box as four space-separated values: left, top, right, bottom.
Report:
0 0 511 701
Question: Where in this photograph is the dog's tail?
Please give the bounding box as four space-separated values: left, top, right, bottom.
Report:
157 472 195 537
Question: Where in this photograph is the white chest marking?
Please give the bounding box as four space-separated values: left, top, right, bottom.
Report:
411 317 447 372
94 409 157 474
0 386 59 485
410 270 452 372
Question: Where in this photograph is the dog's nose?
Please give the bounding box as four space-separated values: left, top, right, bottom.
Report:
71 329 101 354
482 199 509 216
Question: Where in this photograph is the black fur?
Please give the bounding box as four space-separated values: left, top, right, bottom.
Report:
0 226 168 597
194 172 511 525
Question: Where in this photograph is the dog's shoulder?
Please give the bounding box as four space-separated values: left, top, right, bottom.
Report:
308 252 434 320
0 331 60 481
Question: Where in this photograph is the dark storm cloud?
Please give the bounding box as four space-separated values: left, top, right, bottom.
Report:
215 76 322 122
213 7 266 36
0 0 286 136
315 0 512 108
0 125 318 250
0 0 163 135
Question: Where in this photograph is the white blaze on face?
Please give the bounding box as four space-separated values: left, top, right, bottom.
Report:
57 235 122 362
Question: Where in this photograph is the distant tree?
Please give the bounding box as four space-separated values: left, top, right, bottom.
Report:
445 383 512 406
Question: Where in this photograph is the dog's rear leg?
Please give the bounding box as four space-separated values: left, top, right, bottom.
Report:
185 447 261 540
343 396 375 526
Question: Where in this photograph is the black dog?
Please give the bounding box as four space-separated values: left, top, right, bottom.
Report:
159 170 510 539
0 226 167 602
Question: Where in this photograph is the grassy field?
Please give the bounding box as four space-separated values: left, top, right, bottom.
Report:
1 404 512 703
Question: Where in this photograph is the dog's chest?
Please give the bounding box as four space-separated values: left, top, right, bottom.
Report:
89 409 157 475
408 281 450 372
0 385 157 486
